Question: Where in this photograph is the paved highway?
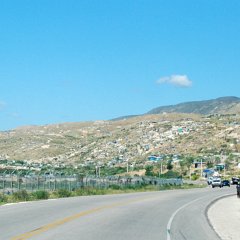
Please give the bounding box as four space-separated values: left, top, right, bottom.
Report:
0 187 234 240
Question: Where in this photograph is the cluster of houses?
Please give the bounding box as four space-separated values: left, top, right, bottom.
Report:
1 115 240 177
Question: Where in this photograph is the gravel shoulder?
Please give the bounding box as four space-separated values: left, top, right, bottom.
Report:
208 194 240 240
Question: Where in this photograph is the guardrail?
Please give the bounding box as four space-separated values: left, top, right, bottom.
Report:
0 174 183 194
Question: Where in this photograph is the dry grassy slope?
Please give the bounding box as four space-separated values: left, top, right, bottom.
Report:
0 113 239 165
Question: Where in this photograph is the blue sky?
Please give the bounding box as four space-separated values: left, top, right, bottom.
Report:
0 0 240 130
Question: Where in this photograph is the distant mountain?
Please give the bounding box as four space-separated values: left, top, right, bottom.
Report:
147 96 240 115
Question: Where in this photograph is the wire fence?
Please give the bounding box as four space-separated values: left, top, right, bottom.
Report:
0 174 183 194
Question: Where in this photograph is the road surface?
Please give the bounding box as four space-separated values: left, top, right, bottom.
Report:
0 187 234 240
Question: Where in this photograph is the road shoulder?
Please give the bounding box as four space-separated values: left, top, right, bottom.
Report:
208 194 240 240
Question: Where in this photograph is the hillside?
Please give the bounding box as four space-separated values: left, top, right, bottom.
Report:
147 96 240 115
1 112 240 170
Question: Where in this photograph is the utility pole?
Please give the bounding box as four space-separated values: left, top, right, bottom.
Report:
95 166 98 177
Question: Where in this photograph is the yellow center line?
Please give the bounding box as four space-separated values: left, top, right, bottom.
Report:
11 196 150 240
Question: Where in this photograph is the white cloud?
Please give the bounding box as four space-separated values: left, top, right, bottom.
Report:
157 74 192 88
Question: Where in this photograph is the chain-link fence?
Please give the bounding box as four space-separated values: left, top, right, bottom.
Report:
0 174 183 194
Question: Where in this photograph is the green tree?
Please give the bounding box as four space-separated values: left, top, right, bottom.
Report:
206 161 213 168
215 156 221 164
145 165 154 176
183 156 194 180
167 160 173 170
225 154 234 171
179 160 186 175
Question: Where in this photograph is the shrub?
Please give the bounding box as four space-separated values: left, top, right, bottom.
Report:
31 190 49 200
56 189 72 198
160 170 180 178
74 188 85 196
12 190 29 201
145 165 154 176
109 184 121 190
74 187 107 196
191 174 199 180
0 193 7 203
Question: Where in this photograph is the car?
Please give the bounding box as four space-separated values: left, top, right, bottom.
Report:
207 177 213 185
232 177 239 185
222 180 230 187
211 178 222 188
237 183 240 198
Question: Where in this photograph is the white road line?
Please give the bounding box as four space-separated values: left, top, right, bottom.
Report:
166 196 205 240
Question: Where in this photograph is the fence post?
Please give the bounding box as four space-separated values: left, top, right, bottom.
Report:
17 174 20 190
68 178 71 191
54 177 56 191
3 178 5 193
11 175 13 193
37 175 40 190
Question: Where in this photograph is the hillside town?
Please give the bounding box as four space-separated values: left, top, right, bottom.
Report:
0 113 240 180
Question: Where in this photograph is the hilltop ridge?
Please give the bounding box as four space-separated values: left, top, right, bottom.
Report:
112 96 240 121
147 96 240 115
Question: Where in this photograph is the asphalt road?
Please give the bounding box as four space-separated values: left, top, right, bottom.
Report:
0 187 235 240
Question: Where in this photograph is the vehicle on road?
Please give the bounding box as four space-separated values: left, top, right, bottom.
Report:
222 180 230 187
212 178 222 188
207 177 213 185
232 177 239 185
237 183 240 197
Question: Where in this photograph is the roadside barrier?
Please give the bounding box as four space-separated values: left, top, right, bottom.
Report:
0 174 183 194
